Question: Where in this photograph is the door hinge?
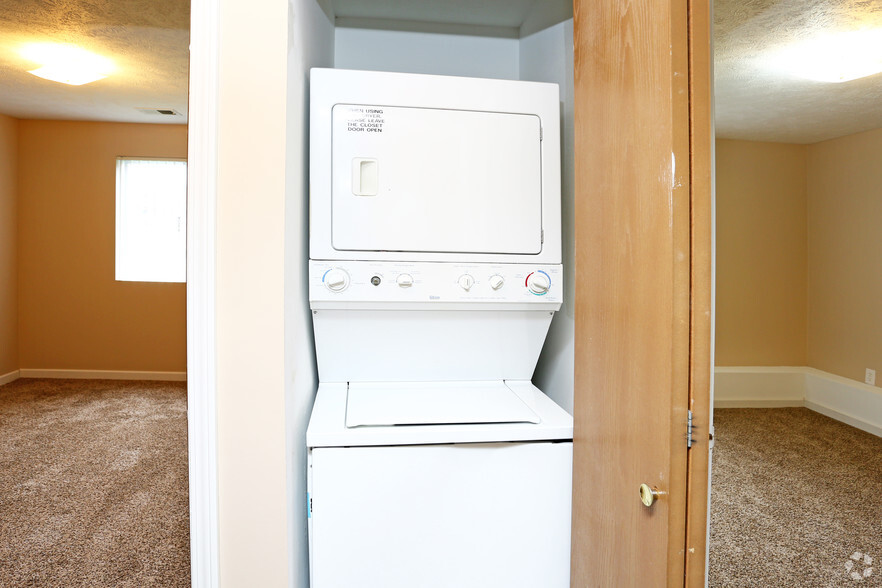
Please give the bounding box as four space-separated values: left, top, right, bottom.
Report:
541 229 545 244
540 126 544 141
686 410 694 448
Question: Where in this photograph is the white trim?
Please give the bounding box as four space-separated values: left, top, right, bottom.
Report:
187 0 220 585
714 365 806 374
714 366 882 437
804 368 882 438
0 370 20 386
713 399 803 408
18 369 186 381
713 366 805 407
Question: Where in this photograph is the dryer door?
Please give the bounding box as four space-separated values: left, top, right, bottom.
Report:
331 104 543 255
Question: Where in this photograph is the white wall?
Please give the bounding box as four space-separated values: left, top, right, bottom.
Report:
522 20 575 414
285 1 334 587
334 27 520 79
215 0 290 584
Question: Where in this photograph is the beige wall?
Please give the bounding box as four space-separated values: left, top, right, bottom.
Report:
17 121 187 372
715 139 808 366
0 114 18 376
806 128 882 384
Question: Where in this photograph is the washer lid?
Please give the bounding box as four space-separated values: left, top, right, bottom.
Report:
307 380 573 447
345 380 540 428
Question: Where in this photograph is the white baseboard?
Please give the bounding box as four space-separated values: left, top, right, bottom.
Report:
714 366 882 437
803 368 882 438
714 367 805 407
714 399 804 408
19 369 187 382
0 370 21 386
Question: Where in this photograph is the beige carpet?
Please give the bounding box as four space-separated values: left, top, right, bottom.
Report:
0 378 190 587
709 407 882 587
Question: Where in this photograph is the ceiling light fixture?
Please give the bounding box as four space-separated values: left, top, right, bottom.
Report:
20 43 114 86
767 28 882 83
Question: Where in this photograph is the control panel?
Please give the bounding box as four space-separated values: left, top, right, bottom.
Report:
309 261 563 305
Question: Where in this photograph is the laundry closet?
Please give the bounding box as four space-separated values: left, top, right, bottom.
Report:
284 1 578 585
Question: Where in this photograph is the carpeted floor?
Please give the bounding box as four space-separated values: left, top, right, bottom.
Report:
709 407 882 587
0 378 190 587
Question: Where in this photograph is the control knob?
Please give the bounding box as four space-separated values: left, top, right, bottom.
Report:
526 271 551 295
489 274 505 290
458 274 475 291
397 273 414 288
323 268 350 292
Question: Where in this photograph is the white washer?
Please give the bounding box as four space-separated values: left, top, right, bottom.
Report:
307 381 572 588
306 69 572 588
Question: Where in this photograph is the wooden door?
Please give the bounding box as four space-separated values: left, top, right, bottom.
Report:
570 0 713 585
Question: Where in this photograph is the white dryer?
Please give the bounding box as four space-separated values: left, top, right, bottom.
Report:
306 68 573 588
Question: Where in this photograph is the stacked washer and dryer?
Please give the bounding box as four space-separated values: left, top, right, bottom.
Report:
306 68 573 588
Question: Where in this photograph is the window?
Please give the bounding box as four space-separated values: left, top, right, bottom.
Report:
115 157 187 283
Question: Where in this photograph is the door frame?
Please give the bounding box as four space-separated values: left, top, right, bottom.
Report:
684 0 714 583
186 0 221 585
184 0 713 585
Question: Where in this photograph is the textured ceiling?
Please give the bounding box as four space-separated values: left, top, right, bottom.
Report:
715 0 882 143
0 0 189 124
2 0 880 142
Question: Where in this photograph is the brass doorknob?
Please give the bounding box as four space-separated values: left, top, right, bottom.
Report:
639 483 662 507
